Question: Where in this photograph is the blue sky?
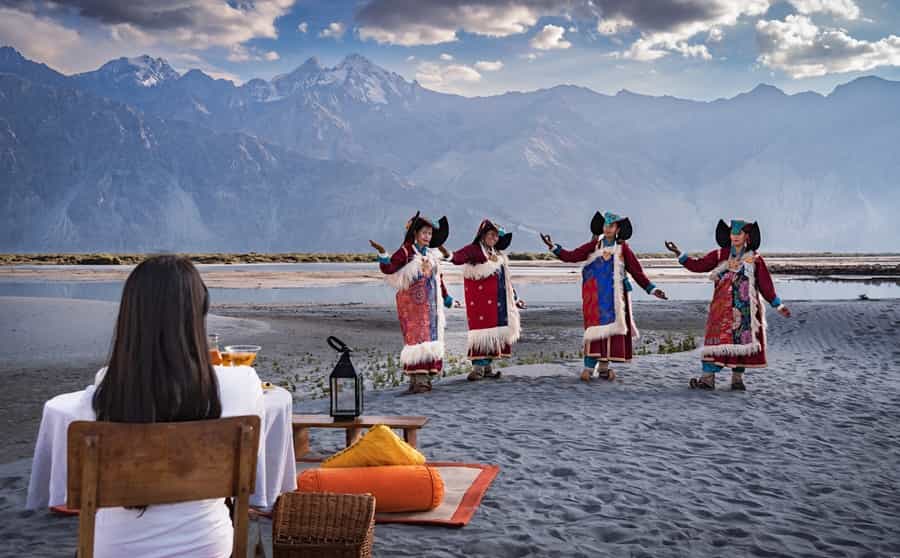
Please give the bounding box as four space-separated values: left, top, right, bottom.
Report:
1 0 899 100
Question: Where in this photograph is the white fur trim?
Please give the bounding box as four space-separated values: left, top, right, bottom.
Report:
701 254 766 357
465 251 521 353
627 291 640 339
385 248 442 292
582 244 628 343
462 248 505 280
400 339 445 365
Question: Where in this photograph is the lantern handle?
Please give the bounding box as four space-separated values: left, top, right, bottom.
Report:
327 336 352 353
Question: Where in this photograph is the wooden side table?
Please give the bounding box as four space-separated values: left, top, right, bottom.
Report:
292 415 428 461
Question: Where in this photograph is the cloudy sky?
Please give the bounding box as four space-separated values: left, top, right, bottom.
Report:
1 0 899 99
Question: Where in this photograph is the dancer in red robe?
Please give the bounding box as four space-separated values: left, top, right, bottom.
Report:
665 219 792 391
541 211 667 382
444 220 526 381
370 213 458 394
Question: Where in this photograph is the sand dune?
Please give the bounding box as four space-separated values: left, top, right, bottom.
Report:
0 300 898 556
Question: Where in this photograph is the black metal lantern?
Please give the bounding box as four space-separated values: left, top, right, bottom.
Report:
328 336 364 420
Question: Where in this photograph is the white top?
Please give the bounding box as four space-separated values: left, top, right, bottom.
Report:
90 365 264 558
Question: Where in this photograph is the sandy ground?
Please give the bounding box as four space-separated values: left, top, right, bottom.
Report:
0 297 898 556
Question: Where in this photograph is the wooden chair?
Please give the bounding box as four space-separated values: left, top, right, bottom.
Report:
66 416 261 558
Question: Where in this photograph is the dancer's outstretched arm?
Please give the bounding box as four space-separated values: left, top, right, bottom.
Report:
755 255 791 317
542 233 596 263
666 241 721 273
622 243 667 300
371 240 408 275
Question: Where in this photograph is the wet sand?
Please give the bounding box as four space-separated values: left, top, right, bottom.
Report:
1 298 898 556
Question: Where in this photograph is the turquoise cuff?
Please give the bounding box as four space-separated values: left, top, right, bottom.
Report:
678 253 689 266
702 361 723 374
552 244 562 256
645 282 657 295
443 295 453 308
623 277 634 292
770 296 782 308
377 253 390 264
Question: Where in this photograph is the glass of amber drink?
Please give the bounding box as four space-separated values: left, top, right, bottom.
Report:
208 334 223 365
224 345 261 367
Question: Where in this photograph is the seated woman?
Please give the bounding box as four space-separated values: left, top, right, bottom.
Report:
91 255 263 558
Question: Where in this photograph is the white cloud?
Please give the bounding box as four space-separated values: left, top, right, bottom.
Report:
474 59 504 71
621 1 768 61
0 6 243 81
787 0 861 20
440 53 454 61
355 0 771 57
20 0 298 51
415 61 481 93
531 24 571 50
320 22 346 40
359 3 542 45
0 7 83 68
708 28 724 43
0 1 291 80
756 14 900 78
597 16 633 36
406 55 416 62
523 53 538 61
227 45 280 63
298 21 308 33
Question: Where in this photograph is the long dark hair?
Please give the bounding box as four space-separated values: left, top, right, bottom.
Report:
93 255 222 423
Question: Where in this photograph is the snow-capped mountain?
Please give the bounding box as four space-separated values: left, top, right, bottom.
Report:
1 46 899 252
72 55 180 104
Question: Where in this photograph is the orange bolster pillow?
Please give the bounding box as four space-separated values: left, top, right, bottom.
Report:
297 465 444 513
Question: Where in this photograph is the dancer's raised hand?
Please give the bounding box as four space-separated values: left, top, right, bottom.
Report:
540 233 555 250
369 240 386 253
516 299 528 309
664 241 680 255
652 289 668 300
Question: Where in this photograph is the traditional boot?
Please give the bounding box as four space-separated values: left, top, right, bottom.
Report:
731 371 746 391
483 363 502 379
467 365 485 381
689 373 716 390
408 373 432 394
580 368 593 382
596 362 617 381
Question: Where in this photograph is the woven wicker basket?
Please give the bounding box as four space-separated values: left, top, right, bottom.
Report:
272 492 376 558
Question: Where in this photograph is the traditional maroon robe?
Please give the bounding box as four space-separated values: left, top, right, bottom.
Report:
680 248 779 369
449 243 520 360
556 240 654 362
380 243 450 374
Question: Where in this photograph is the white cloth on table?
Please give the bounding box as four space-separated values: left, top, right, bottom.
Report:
25 365 297 558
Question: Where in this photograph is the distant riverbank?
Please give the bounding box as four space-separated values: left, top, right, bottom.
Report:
2 252 900 278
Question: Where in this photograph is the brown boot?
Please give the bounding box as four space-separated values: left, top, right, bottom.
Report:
596 362 616 381
407 374 432 394
467 365 485 381
580 368 593 382
689 373 716 390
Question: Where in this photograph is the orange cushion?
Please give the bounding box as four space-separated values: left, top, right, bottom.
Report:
297 465 444 513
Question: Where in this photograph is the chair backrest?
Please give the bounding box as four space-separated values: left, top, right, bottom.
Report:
67 416 260 558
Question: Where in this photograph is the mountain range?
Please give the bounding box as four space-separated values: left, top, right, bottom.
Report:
1 45 898 252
